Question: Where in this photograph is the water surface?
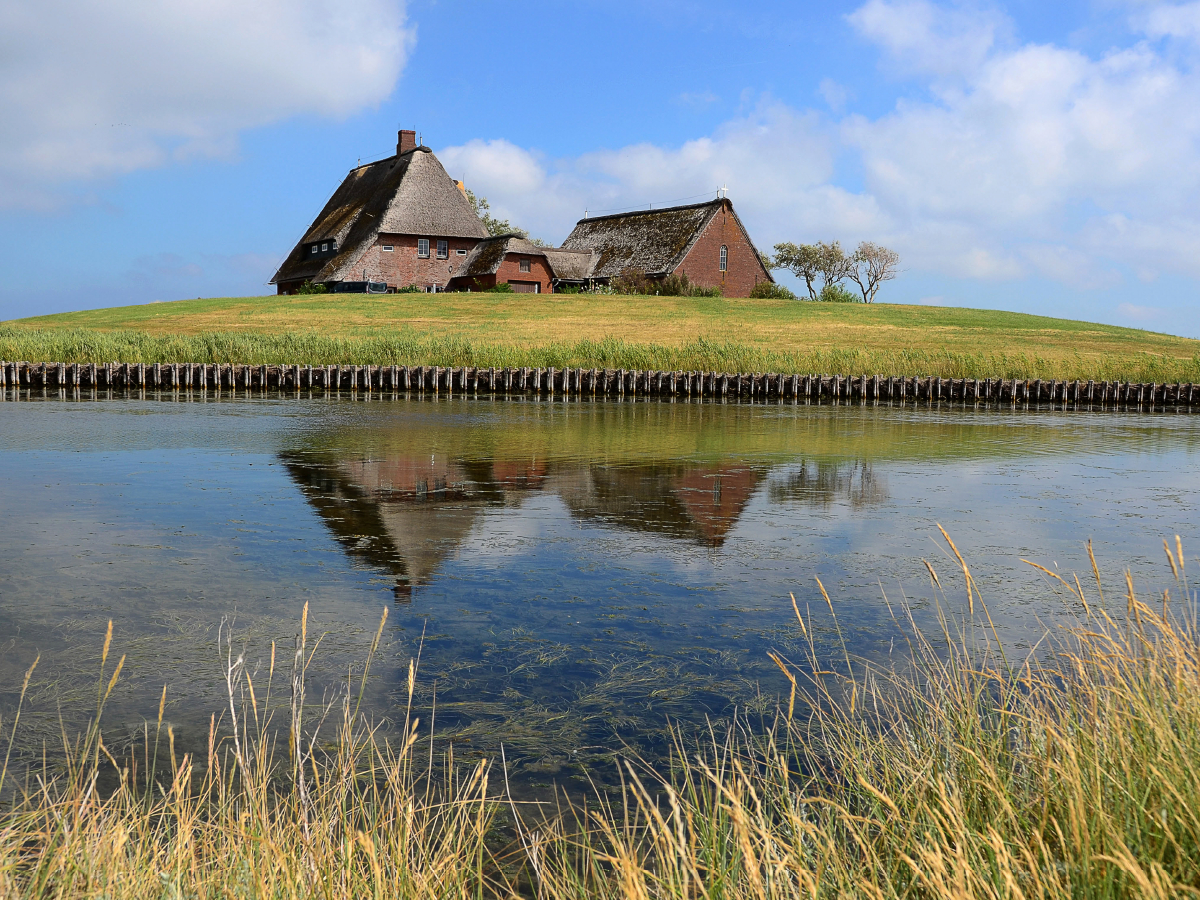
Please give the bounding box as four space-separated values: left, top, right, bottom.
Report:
1 390 1197 787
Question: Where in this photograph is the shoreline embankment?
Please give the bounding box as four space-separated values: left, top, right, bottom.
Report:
2 360 1197 408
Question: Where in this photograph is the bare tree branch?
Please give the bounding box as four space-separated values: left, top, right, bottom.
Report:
848 242 900 303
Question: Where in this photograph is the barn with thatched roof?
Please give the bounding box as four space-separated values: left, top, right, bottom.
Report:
557 198 773 296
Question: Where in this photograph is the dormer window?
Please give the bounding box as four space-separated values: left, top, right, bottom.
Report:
311 245 318 254
519 258 531 273
719 245 728 272
418 239 430 258
321 242 329 252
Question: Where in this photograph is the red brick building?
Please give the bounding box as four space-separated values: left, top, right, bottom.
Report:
271 130 488 294
557 199 773 296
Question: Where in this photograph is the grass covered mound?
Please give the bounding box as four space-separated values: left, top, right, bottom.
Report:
1 537 1197 898
3 293 1199 382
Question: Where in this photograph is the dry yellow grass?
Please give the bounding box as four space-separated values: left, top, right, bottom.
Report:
2 537 1198 898
4 293 1199 382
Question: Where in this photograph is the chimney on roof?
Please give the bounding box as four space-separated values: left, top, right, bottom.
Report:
397 129 417 155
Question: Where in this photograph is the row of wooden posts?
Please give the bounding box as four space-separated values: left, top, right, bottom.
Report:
2 360 1197 407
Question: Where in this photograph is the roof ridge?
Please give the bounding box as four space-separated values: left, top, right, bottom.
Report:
573 198 722 226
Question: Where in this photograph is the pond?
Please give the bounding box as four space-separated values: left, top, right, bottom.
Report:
1 390 1197 791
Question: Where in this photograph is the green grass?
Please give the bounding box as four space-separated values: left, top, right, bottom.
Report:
3 292 1199 381
2 538 1198 898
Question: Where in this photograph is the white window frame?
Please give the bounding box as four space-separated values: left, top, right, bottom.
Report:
311 245 318 254
455 248 467 255
321 242 329 252
719 245 728 272
436 239 449 259
382 245 394 252
417 238 430 258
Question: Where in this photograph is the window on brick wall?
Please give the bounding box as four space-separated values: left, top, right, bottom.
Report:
519 258 531 273
418 239 430 258
437 240 449 259
456 248 467 255
382 245 394 252
719 245 727 272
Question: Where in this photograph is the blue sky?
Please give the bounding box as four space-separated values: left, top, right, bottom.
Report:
2 0 1199 336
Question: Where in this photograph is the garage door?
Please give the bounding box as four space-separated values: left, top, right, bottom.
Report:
508 281 540 293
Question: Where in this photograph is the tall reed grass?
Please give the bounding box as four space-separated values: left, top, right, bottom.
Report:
3 326 1199 382
1 536 1197 898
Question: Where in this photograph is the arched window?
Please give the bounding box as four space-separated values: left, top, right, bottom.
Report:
719 245 728 272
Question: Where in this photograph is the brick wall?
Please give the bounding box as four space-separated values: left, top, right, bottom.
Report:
494 253 553 293
675 201 772 297
447 252 555 293
356 234 482 290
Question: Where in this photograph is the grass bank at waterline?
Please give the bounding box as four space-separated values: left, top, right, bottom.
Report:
4 293 1200 381
2 541 1198 898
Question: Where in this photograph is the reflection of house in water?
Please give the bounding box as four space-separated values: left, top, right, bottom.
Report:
281 452 547 600
282 450 767 599
767 460 888 508
553 464 763 547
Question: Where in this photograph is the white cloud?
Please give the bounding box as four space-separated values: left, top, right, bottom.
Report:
841 1 1200 283
846 0 1011 79
435 3 1200 293
1137 1 1200 42
0 0 414 208
817 79 853 112
439 101 883 247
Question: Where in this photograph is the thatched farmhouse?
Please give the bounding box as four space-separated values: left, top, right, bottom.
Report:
271 130 773 296
556 201 772 297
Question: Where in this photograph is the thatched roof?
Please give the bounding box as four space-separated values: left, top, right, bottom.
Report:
558 200 722 278
454 235 547 278
271 146 487 286
542 248 599 281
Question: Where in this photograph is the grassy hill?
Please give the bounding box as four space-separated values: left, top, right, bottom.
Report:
3 293 1198 382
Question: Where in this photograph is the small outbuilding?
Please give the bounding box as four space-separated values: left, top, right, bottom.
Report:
446 235 555 293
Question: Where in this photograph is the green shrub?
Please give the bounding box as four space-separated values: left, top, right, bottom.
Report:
394 284 423 294
749 281 796 300
658 272 722 298
611 267 651 295
554 285 582 294
296 281 327 294
485 283 515 293
818 282 860 303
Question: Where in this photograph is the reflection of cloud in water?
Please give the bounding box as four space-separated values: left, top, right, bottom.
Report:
280 450 770 597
